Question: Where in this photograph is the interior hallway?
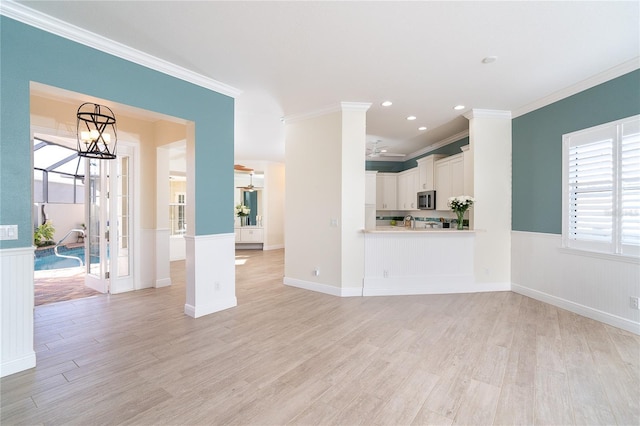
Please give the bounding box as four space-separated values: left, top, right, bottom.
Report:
1 249 638 425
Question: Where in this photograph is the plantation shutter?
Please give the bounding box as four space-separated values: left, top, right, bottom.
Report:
563 115 640 257
567 127 614 251
621 120 640 252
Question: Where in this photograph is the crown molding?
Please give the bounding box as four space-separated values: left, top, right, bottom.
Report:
341 102 372 112
463 109 512 120
512 58 640 118
0 1 242 98
405 130 470 160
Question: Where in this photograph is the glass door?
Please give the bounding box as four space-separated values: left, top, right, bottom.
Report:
84 145 134 293
85 158 109 293
109 145 133 293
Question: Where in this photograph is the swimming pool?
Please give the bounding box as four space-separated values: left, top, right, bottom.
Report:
34 247 87 271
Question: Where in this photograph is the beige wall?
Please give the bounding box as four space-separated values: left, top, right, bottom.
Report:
284 103 369 293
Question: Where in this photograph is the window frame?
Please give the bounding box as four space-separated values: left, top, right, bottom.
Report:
561 115 640 259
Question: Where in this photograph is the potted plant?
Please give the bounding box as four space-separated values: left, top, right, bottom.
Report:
34 221 56 247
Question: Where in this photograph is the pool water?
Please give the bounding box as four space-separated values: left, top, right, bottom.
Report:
35 247 86 271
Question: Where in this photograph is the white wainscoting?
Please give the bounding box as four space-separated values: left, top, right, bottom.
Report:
363 231 507 296
184 233 237 318
1 247 36 377
169 234 186 261
511 231 640 334
155 228 171 288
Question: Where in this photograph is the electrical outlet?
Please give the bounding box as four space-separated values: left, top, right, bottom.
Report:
313 268 320 276
214 282 220 291
383 270 389 278
630 296 640 310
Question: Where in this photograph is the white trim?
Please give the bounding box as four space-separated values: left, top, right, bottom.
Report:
263 244 284 251
511 230 560 240
0 1 242 98
283 277 362 297
363 278 510 296
184 298 237 318
558 247 640 265
184 232 236 242
340 102 372 112
1 353 36 378
463 109 512 120
402 130 469 161
513 58 640 118
512 284 640 335
155 277 172 288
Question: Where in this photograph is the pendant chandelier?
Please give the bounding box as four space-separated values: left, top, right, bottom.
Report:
76 102 117 159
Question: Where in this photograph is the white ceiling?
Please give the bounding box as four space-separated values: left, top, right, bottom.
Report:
11 1 640 162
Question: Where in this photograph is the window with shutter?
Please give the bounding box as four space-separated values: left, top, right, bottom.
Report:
562 115 640 258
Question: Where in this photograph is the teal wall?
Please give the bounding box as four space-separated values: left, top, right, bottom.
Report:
512 70 640 234
366 136 470 172
0 17 234 249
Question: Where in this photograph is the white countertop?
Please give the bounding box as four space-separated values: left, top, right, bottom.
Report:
364 226 475 234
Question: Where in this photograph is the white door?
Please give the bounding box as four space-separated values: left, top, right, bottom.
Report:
84 145 134 293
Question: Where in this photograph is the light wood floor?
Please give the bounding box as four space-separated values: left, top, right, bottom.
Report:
1 249 638 425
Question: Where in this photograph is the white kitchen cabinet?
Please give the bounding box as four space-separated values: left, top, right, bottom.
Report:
376 173 397 210
435 153 464 210
365 171 377 205
416 154 446 191
235 227 264 243
397 168 418 210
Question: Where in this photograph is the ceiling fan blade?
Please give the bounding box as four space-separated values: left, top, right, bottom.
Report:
234 164 254 172
381 152 406 157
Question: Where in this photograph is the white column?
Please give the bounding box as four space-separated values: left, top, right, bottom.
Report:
465 109 512 288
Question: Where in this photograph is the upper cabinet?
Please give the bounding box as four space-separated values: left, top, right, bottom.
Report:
397 168 418 210
376 173 397 210
435 153 464 210
416 154 446 191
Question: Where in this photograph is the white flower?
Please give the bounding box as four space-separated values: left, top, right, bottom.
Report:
447 195 475 213
235 204 250 217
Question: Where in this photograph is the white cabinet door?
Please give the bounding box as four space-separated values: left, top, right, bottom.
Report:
376 173 397 210
240 228 263 243
397 172 408 210
435 160 451 210
435 153 464 210
450 155 465 198
416 155 445 191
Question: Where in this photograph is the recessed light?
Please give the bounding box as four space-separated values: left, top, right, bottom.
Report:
453 105 465 110
418 126 427 131
481 56 497 64
381 101 393 107
407 116 417 121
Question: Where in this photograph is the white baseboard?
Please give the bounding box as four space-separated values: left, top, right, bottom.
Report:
283 277 362 297
263 244 284 251
184 297 237 318
512 283 640 335
1 352 36 378
155 277 172 288
363 277 510 296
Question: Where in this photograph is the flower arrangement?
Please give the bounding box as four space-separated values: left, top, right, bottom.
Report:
235 204 250 217
448 195 474 230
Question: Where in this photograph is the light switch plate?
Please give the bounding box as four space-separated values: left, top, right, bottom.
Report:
0 225 18 240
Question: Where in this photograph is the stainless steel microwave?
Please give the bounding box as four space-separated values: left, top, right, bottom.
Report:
417 190 436 210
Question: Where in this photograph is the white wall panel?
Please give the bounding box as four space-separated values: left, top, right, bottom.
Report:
511 231 640 334
1 247 36 377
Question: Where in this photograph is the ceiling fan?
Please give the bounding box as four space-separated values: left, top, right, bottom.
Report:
234 164 254 173
367 140 406 158
236 170 262 192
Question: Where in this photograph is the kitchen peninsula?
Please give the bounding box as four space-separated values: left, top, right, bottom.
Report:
363 226 476 296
